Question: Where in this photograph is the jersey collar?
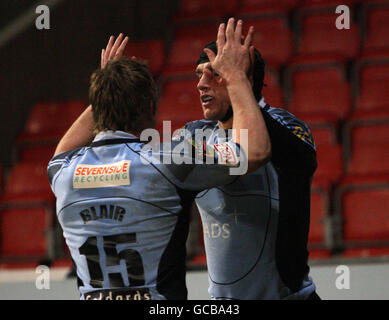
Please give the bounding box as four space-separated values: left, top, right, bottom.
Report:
91 130 140 147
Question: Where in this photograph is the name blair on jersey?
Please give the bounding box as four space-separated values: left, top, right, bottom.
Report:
79 205 126 224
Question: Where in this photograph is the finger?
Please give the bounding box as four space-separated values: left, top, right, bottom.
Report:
249 46 255 64
216 23 226 51
249 45 255 75
243 26 254 48
116 36 129 58
225 17 235 43
203 48 216 63
109 33 124 59
235 19 243 44
101 49 105 68
105 35 115 60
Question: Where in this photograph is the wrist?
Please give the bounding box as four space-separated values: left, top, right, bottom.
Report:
225 71 250 87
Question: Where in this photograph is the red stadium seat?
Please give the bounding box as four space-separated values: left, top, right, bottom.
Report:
173 0 238 22
298 0 359 9
262 66 284 107
342 118 389 177
315 144 343 184
0 206 50 257
310 125 338 146
297 13 360 59
123 39 166 75
335 169 389 255
241 14 293 66
355 63 389 116
336 116 389 251
341 186 389 242
309 249 331 259
18 100 85 144
289 82 351 121
346 144 389 177
1 161 53 202
17 144 56 163
363 4 389 52
349 121 389 146
237 0 298 15
156 77 204 134
309 122 343 185
292 67 345 86
287 62 352 121
163 22 220 75
263 85 283 108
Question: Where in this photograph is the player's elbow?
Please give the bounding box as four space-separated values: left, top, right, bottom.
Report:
246 143 272 173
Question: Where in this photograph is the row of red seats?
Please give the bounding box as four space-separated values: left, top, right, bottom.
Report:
119 1 389 77
173 0 386 22
0 160 55 258
164 0 389 75
309 117 389 255
157 50 389 134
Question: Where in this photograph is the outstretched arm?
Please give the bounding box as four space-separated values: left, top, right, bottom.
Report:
53 34 129 156
204 18 271 173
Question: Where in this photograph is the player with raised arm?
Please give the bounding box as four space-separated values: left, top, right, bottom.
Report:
47 21 271 300
184 18 320 300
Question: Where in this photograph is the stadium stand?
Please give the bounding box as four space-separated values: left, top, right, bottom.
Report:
361 1 389 53
0 206 52 258
163 21 221 75
3 0 389 267
156 76 204 133
352 51 389 118
286 57 352 122
263 65 284 107
0 161 56 261
236 0 298 15
123 39 167 76
172 0 239 23
294 3 360 58
334 116 389 257
239 12 293 67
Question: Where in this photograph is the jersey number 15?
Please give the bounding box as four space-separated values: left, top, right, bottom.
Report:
79 233 145 288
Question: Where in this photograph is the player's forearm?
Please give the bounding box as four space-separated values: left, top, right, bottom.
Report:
227 75 271 171
54 105 95 156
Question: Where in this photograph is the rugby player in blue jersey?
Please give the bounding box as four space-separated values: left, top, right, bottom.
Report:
47 20 271 300
185 19 321 300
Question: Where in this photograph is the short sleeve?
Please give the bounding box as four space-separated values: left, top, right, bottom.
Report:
141 133 247 191
47 148 82 194
261 106 317 175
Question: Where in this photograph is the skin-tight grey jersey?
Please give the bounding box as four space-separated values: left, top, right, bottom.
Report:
185 103 317 300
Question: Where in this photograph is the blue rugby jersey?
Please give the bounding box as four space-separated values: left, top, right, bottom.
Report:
187 102 318 300
47 130 243 300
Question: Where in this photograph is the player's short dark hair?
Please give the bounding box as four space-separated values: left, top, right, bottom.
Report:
197 40 265 102
89 57 158 135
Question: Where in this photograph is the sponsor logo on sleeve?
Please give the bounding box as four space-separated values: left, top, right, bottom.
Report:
73 160 131 189
293 126 314 146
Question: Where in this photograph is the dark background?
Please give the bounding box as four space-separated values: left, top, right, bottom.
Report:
0 0 180 167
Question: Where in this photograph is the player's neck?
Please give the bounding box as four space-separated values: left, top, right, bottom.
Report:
217 117 233 130
125 130 140 138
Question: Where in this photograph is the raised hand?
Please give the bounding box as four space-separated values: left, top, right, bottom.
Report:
101 33 129 69
204 18 255 84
